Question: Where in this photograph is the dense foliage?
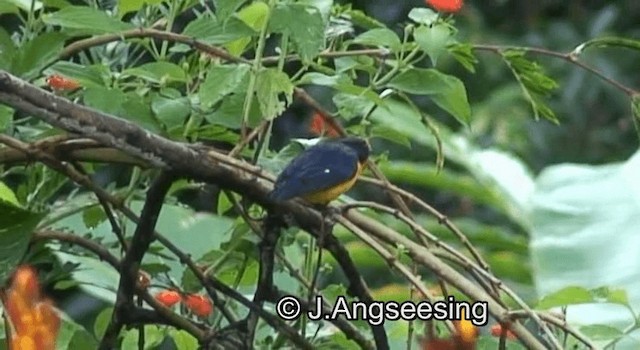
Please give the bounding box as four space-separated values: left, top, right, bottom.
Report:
0 0 639 349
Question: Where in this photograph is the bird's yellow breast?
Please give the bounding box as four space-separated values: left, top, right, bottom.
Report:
302 162 365 205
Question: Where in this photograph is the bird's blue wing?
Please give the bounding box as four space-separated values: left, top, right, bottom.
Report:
269 143 359 201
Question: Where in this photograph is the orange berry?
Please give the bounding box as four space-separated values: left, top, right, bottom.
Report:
45 74 81 91
154 290 182 307
183 294 213 317
425 0 463 13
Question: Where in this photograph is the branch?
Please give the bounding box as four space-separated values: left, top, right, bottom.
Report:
473 44 638 97
32 230 205 338
0 70 561 349
100 172 175 349
345 210 552 350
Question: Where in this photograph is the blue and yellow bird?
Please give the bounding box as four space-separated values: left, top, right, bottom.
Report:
269 137 370 205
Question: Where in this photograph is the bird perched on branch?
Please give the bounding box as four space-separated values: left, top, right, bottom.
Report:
269 137 370 205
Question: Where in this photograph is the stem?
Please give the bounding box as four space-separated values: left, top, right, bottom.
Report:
241 0 276 138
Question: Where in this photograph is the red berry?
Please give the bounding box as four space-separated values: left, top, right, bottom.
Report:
183 294 213 317
155 290 181 307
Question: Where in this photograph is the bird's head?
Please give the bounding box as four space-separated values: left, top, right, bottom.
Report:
331 137 370 163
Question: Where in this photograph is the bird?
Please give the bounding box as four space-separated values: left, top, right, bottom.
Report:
269 137 370 205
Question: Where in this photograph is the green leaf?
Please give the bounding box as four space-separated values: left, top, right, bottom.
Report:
82 205 106 229
370 98 429 144
207 91 261 128
225 1 269 55
170 329 199 350
387 68 471 125
56 316 98 350
43 6 133 35
182 16 256 45
0 2 19 14
123 61 188 84
590 286 629 305
151 94 191 129
42 0 71 9
414 24 452 66
371 125 411 148
66 330 98 349
270 4 325 61
408 7 439 25
237 1 269 30
0 28 16 70
0 182 19 207
3 0 43 12
333 92 375 120
334 55 376 74
352 28 401 52
199 64 251 108
117 0 163 17
83 87 162 132
255 68 294 120
93 307 113 339
13 32 66 79
579 324 623 341
130 201 235 283
573 37 640 56
0 105 12 132
536 286 594 309
343 8 385 29
298 72 349 86
53 251 119 301
448 43 478 73
122 326 164 349
0 203 45 281
0 105 15 132
502 50 558 122
216 0 247 21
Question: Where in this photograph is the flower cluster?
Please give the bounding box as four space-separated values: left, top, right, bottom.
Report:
4 266 60 350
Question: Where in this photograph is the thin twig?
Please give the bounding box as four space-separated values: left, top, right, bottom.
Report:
100 172 175 349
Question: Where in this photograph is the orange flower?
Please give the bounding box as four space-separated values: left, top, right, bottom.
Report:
4 266 60 350
309 112 340 138
154 290 182 307
183 294 213 317
454 315 478 349
490 323 517 340
421 309 478 350
425 0 463 13
45 74 81 91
